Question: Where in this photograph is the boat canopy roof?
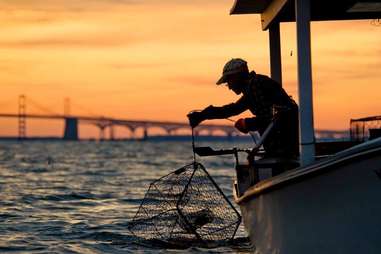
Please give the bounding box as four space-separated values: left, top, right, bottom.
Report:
351 115 381 122
229 0 381 165
231 0 381 30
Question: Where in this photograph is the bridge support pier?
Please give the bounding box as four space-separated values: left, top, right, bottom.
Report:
109 125 115 140
99 127 106 141
130 129 136 139
63 117 78 140
143 128 148 140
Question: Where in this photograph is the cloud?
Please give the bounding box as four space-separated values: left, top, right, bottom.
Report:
0 59 38 76
0 0 134 12
320 48 381 58
106 62 168 70
0 0 227 12
0 0 238 50
0 36 138 48
167 75 215 87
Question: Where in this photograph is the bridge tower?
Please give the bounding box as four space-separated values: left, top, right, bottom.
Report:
18 95 26 140
63 117 78 140
63 98 78 140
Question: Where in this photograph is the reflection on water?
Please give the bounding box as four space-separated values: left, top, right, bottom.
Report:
0 141 253 253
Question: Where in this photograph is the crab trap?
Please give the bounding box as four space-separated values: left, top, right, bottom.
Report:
128 162 241 245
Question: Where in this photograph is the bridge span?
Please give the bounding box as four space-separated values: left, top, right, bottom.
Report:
0 113 349 141
0 113 239 140
0 95 351 140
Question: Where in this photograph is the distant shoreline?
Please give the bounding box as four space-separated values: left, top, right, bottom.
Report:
0 135 347 142
0 135 253 142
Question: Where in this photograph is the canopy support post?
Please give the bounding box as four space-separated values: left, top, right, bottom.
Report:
295 0 315 166
269 22 282 85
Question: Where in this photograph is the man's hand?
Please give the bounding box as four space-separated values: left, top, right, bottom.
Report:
234 118 249 133
187 111 204 128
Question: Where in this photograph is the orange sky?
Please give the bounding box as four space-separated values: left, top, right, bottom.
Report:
0 0 380 138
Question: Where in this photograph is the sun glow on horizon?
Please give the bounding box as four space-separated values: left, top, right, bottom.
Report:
0 1 380 138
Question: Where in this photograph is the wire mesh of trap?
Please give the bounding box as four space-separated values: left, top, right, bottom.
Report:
128 162 241 244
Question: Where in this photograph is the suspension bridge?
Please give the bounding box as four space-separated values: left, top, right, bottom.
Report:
0 95 349 141
0 95 242 140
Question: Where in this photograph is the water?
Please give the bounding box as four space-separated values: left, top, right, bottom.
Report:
0 141 253 253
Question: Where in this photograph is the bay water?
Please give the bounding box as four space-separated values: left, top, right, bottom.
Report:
0 140 253 253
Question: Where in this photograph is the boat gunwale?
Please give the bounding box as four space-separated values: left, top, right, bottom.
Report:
234 141 381 204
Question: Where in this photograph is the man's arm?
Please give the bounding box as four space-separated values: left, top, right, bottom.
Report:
201 96 248 120
188 96 248 127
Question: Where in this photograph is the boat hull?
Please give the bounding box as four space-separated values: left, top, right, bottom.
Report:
236 142 381 254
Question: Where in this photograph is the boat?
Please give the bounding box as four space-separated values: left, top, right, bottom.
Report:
235 138 381 254
200 1 381 253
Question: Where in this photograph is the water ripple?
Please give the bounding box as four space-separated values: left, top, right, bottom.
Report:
0 141 252 253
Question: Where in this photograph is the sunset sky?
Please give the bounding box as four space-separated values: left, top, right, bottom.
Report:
0 0 380 138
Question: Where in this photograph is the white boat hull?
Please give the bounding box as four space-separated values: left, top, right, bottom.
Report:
235 140 381 254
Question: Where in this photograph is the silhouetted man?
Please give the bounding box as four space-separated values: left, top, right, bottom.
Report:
188 58 299 160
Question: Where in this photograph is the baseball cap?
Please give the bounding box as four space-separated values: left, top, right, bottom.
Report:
216 58 249 85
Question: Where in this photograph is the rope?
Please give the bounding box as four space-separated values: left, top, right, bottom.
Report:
225 117 258 144
191 127 196 164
